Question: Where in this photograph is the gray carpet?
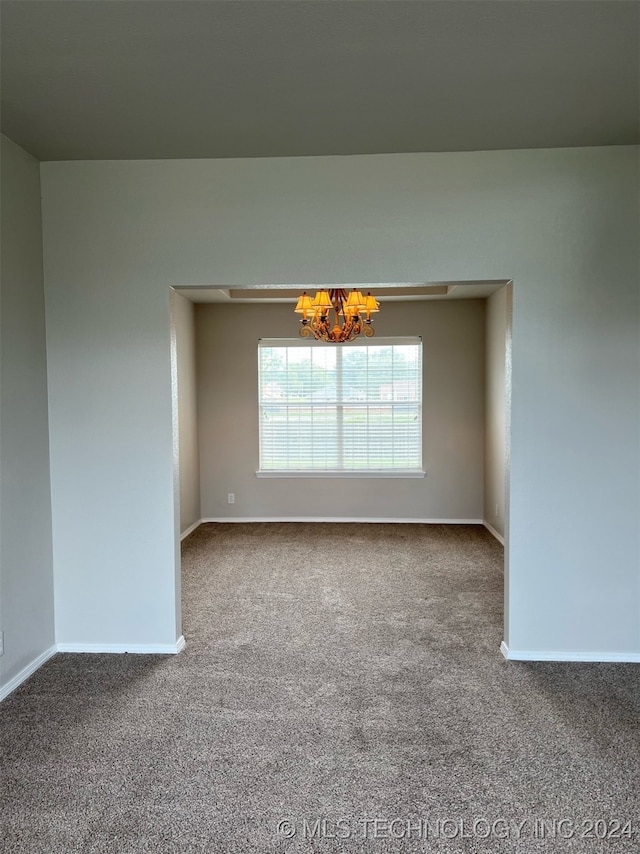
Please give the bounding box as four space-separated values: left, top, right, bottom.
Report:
1 523 639 853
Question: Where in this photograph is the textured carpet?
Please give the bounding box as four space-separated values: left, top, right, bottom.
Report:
1 523 639 854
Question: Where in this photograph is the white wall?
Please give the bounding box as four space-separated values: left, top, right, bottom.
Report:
39 147 640 657
0 136 55 693
171 291 201 535
196 300 485 520
484 286 509 540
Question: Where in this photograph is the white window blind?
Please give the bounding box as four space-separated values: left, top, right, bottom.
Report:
258 338 422 474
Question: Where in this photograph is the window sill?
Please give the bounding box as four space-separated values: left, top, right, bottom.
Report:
256 470 426 479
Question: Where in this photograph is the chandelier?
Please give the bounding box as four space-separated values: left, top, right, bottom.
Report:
294 288 380 343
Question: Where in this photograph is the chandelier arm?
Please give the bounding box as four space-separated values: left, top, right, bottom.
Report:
295 287 378 342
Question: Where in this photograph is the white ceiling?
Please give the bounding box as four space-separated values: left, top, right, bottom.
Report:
1 0 638 161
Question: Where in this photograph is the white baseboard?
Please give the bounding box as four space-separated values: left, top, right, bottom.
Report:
501 641 640 663
0 644 57 702
56 636 186 655
483 521 505 545
0 637 187 704
180 520 202 540
200 517 485 524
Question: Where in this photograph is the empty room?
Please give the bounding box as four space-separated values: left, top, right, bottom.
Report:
1 2 639 852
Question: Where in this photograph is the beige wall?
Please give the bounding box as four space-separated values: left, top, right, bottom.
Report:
196 299 486 521
0 136 55 694
484 286 511 541
172 291 201 535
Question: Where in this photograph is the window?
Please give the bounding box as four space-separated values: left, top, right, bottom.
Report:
257 338 423 476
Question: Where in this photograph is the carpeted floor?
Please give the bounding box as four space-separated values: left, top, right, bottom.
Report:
1 523 639 853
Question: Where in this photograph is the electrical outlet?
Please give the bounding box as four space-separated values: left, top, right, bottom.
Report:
0 631 4 657
227 493 235 504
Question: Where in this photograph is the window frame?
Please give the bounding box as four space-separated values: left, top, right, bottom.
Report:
256 337 426 479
